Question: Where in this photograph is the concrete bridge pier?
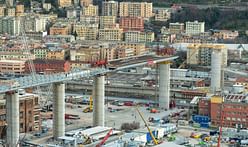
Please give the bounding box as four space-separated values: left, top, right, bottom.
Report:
159 62 171 110
6 91 19 147
53 83 65 139
93 75 105 126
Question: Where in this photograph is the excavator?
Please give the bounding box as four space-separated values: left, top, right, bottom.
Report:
83 96 93 113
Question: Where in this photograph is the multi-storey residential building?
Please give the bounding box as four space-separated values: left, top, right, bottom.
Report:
187 44 227 66
199 95 248 128
66 8 77 18
5 7 15 16
0 16 20 35
124 31 154 42
153 8 171 22
102 1 118 16
15 4 24 16
31 48 49 59
119 2 153 18
46 49 70 60
0 60 25 74
27 59 71 73
74 23 98 40
80 16 99 24
0 6 4 16
50 23 71 35
21 15 47 32
116 48 134 59
99 16 116 29
98 28 123 41
80 0 92 7
116 42 146 55
0 93 41 138
119 17 144 32
82 4 98 16
0 51 35 61
185 21 205 35
58 0 72 7
169 22 184 34
211 30 239 40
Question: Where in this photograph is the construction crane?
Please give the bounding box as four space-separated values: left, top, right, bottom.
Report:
178 48 198 69
96 129 113 147
237 44 248 59
135 106 159 145
83 96 93 113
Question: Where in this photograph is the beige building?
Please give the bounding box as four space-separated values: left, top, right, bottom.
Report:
80 0 92 7
46 49 70 60
212 30 239 40
117 42 146 55
50 23 71 35
116 48 134 59
16 4 24 16
99 28 123 41
124 31 154 42
169 22 184 34
74 23 98 40
6 7 15 16
187 44 227 66
119 2 153 18
0 60 25 74
99 16 116 29
0 6 5 17
186 21 205 35
58 0 72 7
82 4 98 16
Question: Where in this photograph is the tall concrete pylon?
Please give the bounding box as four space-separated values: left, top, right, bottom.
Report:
6 91 19 147
159 62 171 110
53 83 65 138
93 75 105 126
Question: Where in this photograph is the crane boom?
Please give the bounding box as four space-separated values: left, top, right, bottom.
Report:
135 107 159 145
96 129 112 147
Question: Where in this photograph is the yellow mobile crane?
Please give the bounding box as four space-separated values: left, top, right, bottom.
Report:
136 106 159 145
83 96 93 113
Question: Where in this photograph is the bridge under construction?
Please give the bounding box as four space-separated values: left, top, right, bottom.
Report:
0 54 177 146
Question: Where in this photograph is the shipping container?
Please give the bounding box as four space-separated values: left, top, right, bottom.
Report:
192 115 210 123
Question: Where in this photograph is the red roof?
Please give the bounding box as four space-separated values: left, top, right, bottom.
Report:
236 77 248 83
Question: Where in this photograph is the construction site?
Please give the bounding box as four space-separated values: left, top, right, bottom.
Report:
0 42 248 147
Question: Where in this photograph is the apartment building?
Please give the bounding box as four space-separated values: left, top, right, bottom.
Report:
116 42 146 55
0 16 20 35
74 23 98 40
0 6 4 16
119 17 144 32
21 15 47 32
212 30 239 40
6 7 15 16
154 8 171 22
80 16 99 24
102 1 118 16
80 0 92 7
58 0 72 7
119 2 153 18
32 48 49 59
185 21 205 35
16 4 24 16
187 44 227 66
50 23 71 35
46 49 70 60
0 93 41 138
99 16 116 29
0 60 25 74
82 4 98 16
124 31 154 42
98 28 123 41
169 22 184 34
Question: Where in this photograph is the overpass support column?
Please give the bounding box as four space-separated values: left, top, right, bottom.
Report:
6 91 19 147
93 75 105 126
53 83 65 139
159 62 171 110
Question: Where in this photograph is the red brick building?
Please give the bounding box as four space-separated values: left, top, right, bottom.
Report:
25 59 71 73
198 94 248 128
119 16 144 32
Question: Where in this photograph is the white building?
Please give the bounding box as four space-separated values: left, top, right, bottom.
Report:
185 21 205 35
